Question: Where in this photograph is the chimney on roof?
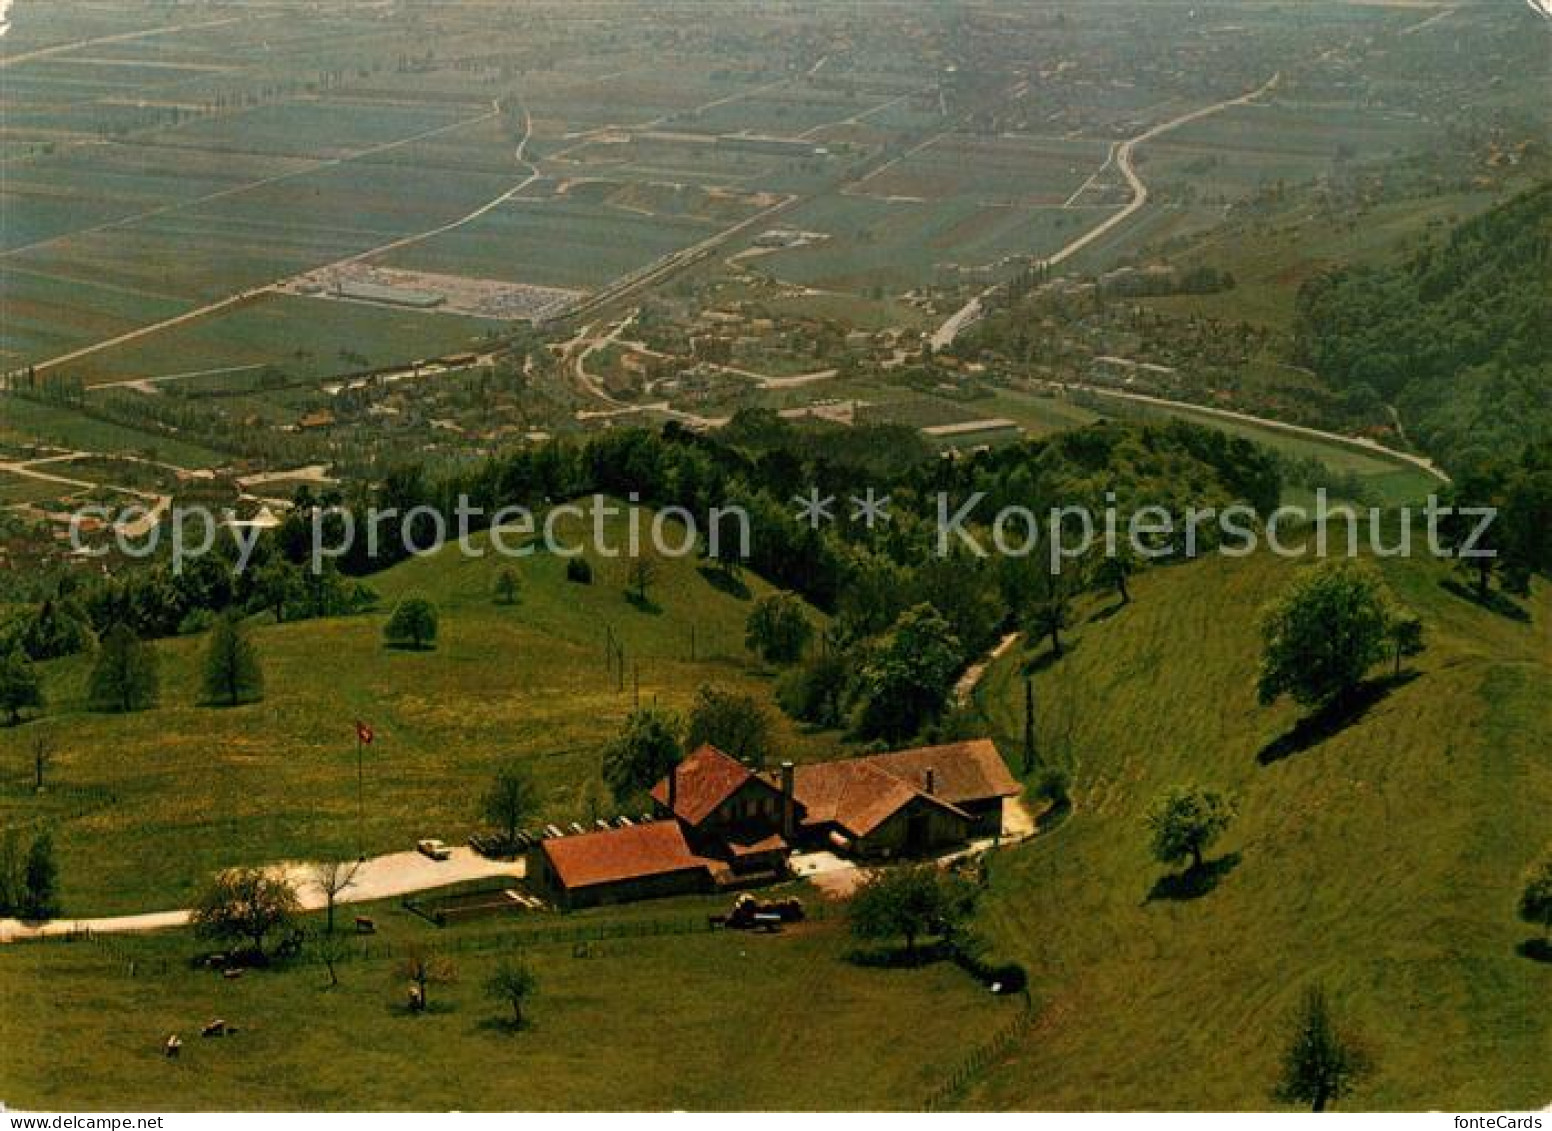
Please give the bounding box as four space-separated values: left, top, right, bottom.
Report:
780 761 795 840
925 767 936 796
668 761 679 817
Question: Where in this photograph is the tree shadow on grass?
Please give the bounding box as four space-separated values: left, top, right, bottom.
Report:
1515 938 1552 964
1145 852 1241 903
624 592 663 615
388 1000 457 1018
697 565 751 600
1440 578 1530 622
1021 640 1077 676
846 941 952 968
1257 673 1418 766
198 695 263 710
1088 600 1127 624
1034 795 1072 834
475 1016 534 1036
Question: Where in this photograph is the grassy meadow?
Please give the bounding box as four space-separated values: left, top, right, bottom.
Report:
964 544 1551 1110
0 903 1009 1110
0 515 1546 1110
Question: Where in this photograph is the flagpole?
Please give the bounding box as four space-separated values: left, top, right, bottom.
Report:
356 727 365 863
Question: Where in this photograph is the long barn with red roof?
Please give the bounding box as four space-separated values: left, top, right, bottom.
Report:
528 738 1021 907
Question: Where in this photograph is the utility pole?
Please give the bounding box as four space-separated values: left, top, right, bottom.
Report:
1022 675 1037 775
353 720 373 862
356 727 365 862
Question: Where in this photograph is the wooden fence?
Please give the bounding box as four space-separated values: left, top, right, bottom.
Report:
920 999 1039 1112
51 901 835 977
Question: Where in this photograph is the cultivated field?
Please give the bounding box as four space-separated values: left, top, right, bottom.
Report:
62 294 503 388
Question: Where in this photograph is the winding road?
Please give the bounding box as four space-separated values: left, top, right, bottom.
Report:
929 73 1282 351
0 14 250 69
1057 380 1451 484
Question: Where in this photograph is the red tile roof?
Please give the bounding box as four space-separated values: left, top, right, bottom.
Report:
862 739 1020 804
540 821 712 890
725 832 789 857
649 744 777 827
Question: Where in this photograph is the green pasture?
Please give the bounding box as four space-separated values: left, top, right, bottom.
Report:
0 506 836 914
963 548 1550 1110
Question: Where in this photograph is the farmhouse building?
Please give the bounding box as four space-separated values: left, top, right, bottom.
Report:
648 744 791 879
527 820 715 910
528 738 1021 908
857 740 1021 839
784 756 973 858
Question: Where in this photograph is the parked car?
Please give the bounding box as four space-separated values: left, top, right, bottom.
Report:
416 838 452 861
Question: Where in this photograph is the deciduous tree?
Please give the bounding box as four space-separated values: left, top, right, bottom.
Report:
398 945 457 1012
1386 612 1425 678
1519 853 1552 943
1095 545 1137 605
191 868 300 959
485 957 538 1029
849 863 977 960
625 556 658 604
1257 561 1392 708
1146 786 1235 873
252 559 302 624
745 593 812 665
21 832 58 920
483 763 540 847
602 707 682 803
685 685 773 767
1025 570 1075 658
384 596 439 650
0 647 43 726
310 860 360 935
855 604 962 741
31 731 54 792
493 568 521 606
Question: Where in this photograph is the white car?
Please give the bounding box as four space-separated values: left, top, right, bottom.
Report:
416 838 452 861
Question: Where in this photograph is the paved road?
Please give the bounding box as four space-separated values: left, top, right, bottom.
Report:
929 73 1281 351
0 847 524 942
0 14 247 69
1059 381 1451 484
316 94 540 275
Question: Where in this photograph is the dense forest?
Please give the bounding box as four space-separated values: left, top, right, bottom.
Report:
1292 184 1551 474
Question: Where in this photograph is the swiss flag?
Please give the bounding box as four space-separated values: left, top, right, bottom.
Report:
355 720 374 746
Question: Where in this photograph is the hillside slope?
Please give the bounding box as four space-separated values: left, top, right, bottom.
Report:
965 547 1549 1109
1293 183 1552 470
0 506 835 915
